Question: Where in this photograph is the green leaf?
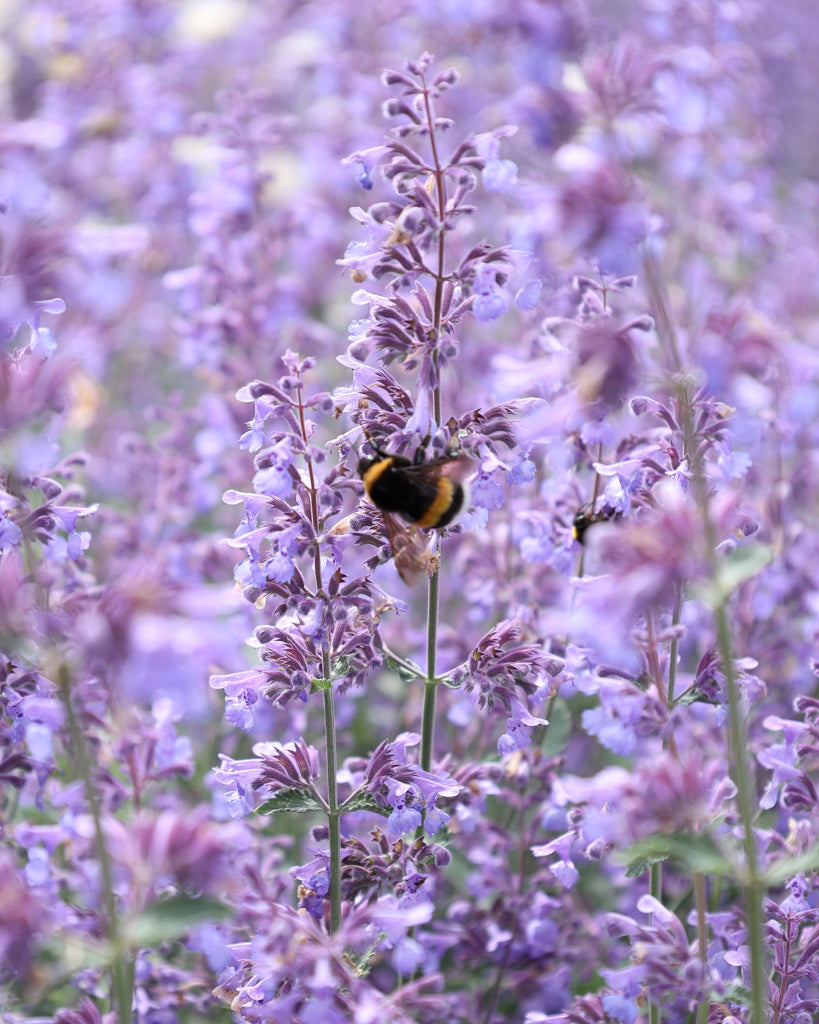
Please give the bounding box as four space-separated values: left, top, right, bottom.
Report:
341 790 388 816
345 936 387 978
330 655 352 680
676 687 719 706
385 654 422 684
256 789 324 816
625 852 670 878
125 895 231 947
311 676 332 692
622 832 732 876
762 847 819 885
439 672 462 689
700 544 775 606
541 698 571 757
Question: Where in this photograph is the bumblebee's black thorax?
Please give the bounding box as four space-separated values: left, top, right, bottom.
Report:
359 454 465 529
572 505 620 544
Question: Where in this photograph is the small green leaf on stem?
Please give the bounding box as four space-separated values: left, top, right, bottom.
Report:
341 791 388 815
125 895 230 947
256 789 324 815
699 544 774 607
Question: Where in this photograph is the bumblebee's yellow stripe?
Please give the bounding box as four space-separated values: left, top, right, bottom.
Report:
362 458 394 494
416 478 455 528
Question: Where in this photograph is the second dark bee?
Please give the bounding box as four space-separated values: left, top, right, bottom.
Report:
358 445 472 584
572 504 620 545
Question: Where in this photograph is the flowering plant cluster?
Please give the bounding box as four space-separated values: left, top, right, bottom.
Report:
2 2 819 1024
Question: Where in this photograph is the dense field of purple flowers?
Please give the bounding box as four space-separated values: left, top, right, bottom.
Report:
3 1 819 1022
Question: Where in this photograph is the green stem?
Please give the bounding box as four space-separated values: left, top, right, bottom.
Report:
380 642 423 678
420 566 440 773
648 857 662 1024
418 69 447 774
684 364 765 1024
295 375 341 931
60 664 134 1024
667 583 683 706
694 871 709 1024
647 583 686 1024
716 601 766 1024
651 864 663 1024
322 684 341 932
643 250 767 1024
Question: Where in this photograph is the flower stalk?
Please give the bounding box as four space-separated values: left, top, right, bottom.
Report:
60 664 135 1024
644 251 768 1024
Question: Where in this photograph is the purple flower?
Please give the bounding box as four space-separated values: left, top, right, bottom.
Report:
472 264 509 323
53 996 109 1024
601 992 639 1024
482 158 518 194
103 809 242 902
573 317 641 412
758 713 806 809
385 780 424 836
532 832 580 889
515 277 543 310
210 751 267 817
578 672 652 757
557 155 646 273
551 748 736 857
363 735 460 837
187 924 236 973
209 668 270 731
0 514 23 547
0 12 816 1024
0 849 44 982
498 694 548 756
255 738 320 793
470 469 506 510
507 447 536 486
341 145 390 191
422 797 450 835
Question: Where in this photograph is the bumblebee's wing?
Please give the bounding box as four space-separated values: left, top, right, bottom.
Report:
382 512 435 586
437 455 474 484
400 455 473 483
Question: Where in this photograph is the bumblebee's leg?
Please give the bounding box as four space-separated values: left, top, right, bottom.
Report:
414 433 431 465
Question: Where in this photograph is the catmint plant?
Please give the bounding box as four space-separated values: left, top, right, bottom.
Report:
209 56 559 1022
3 3 819 1023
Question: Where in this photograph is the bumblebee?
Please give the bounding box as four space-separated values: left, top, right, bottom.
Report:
571 504 620 545
358 443 472 584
